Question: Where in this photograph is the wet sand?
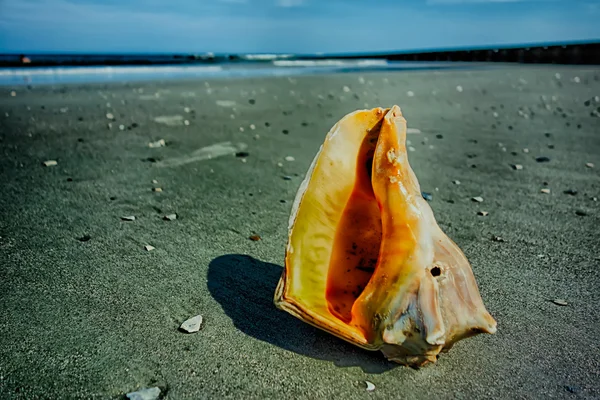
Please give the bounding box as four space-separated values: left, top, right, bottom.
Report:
0 66 599 399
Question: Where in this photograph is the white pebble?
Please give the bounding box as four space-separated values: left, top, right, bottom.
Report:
365 381 375 392
43 160 58 167
180 314 203 333
144 245 155 252
184 107 190 113
10 91 16 97
585 162 594 168
453 180 461 185
239 127 245 132
285 156 295 162
407 91 414 97
555 73 561 79
126 387 161 400
184 120 190 126
456 85 463 92
106 113 114 120
408 146 416 152
343 86 351 93
522 148 529 153
573 76 580 83
250 124 256 130
472 196 484 203
541 188 550 194
119 124 125 130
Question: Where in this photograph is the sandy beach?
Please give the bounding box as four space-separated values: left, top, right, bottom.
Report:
0 65 599 399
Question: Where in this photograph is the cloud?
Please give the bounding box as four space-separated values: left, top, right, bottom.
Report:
276 0 304 7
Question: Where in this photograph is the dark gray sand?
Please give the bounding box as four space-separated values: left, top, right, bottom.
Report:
1 66 599 399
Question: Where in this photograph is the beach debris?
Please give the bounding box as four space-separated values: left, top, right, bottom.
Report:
540 188 551 194
105 112 114 120
564 189 578 196
364 381 376 392
406 128 421 134
471 196 484 203
421 192 433 201
552 299 568 306
42 160 58 167
511 164 524 170
144 245 155 252
456 85 463 92
148 139 166 148
154 115 184 126
126 387 161 400
452 180 461 185
235 151 249 158
575 210 587 217
121 216 136 221
477 211 489 216
285 156 295 162
155 141 248 168
586 162 594 168
491 235 505 242
163 214 177 221
274 106 496 368
216 100 236 107
180 314 204 333
535 156 550 163
152 188 162 192
77 235 92 242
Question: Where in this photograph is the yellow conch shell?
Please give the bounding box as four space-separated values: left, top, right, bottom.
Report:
274 106 496 367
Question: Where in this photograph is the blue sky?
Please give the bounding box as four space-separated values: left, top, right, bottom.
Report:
0 0 598 54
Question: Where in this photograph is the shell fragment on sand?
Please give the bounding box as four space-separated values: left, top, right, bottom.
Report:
121 216 136 221
155 142 248 168
365 381 376 392
42 160 58 167
180 314 203 333
144 245 155 252
126 387 161 400
472 196 484 203
148 139 166 148
163 214 177 221
274 106 496 368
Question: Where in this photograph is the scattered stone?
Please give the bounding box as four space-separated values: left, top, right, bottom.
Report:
540 188 551 194
408 146 416 152
144 245 155 252
491 235 505 242
406 128 421 134
105 112 114 120
511 164 524 170
126 387 161 400
406 91 414 97
564 189 578 196
163 214 177 221
343 86 351 93
235 151 249 158
239 127 245 132
535 156 550 163
285 156 295 162
282 176 292 181
121 216 136 221
179 314 203 333
586 162 594 168
365 381 376 392
471 196 484 203
421 192 433 201
184 120 190 126
184 107 191 113
552 299 568 306
456 85 463 92
77 235 92 242
477 211 489 216
575 210 587 217
250 124 256 130
249 234 261 241
522 148 529 153
152 188 162 192
42 160 58 167
148 139 166 148
119 124 125 131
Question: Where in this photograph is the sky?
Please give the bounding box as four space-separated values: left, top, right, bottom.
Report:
0 0 598 54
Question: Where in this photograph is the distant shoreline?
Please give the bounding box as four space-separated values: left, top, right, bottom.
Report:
1 40 599 68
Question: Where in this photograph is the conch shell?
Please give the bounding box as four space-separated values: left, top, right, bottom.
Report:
274 106 496 367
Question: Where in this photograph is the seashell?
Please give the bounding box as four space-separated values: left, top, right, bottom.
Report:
274 106 496 367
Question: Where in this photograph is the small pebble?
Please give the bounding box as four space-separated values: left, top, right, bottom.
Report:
491 235 505 242
121 216 136 221
126 387 161 400
471 196 484 203
163 214 177 221
236 151 249 158
343 86 351 93
564 189 578 196
585 162 594 168
105 112 114 120
407 91 414 97
179 314 203 333
42 160 58 167
184 107 191 113
535 156 550 163
144 245 155 252
552 299 568 306
408 146 416 152
148 139 166 148
421 192 433 201
250 124 256 130
512 164 524 170
452 180 461 185
152 179 158 184
184 120 190 126
10 91 16 97
406 128 421 134
575 210 587 216
477 211 489 216
152 188 162 192
522 148 529 153
285 156 295 162
365 381 376 392
249 234 261 241
282 176 292 181
119 124 125 131
456 85 463 92
540 188 551 194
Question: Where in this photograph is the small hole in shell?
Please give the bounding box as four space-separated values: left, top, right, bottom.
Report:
430 266 441 277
